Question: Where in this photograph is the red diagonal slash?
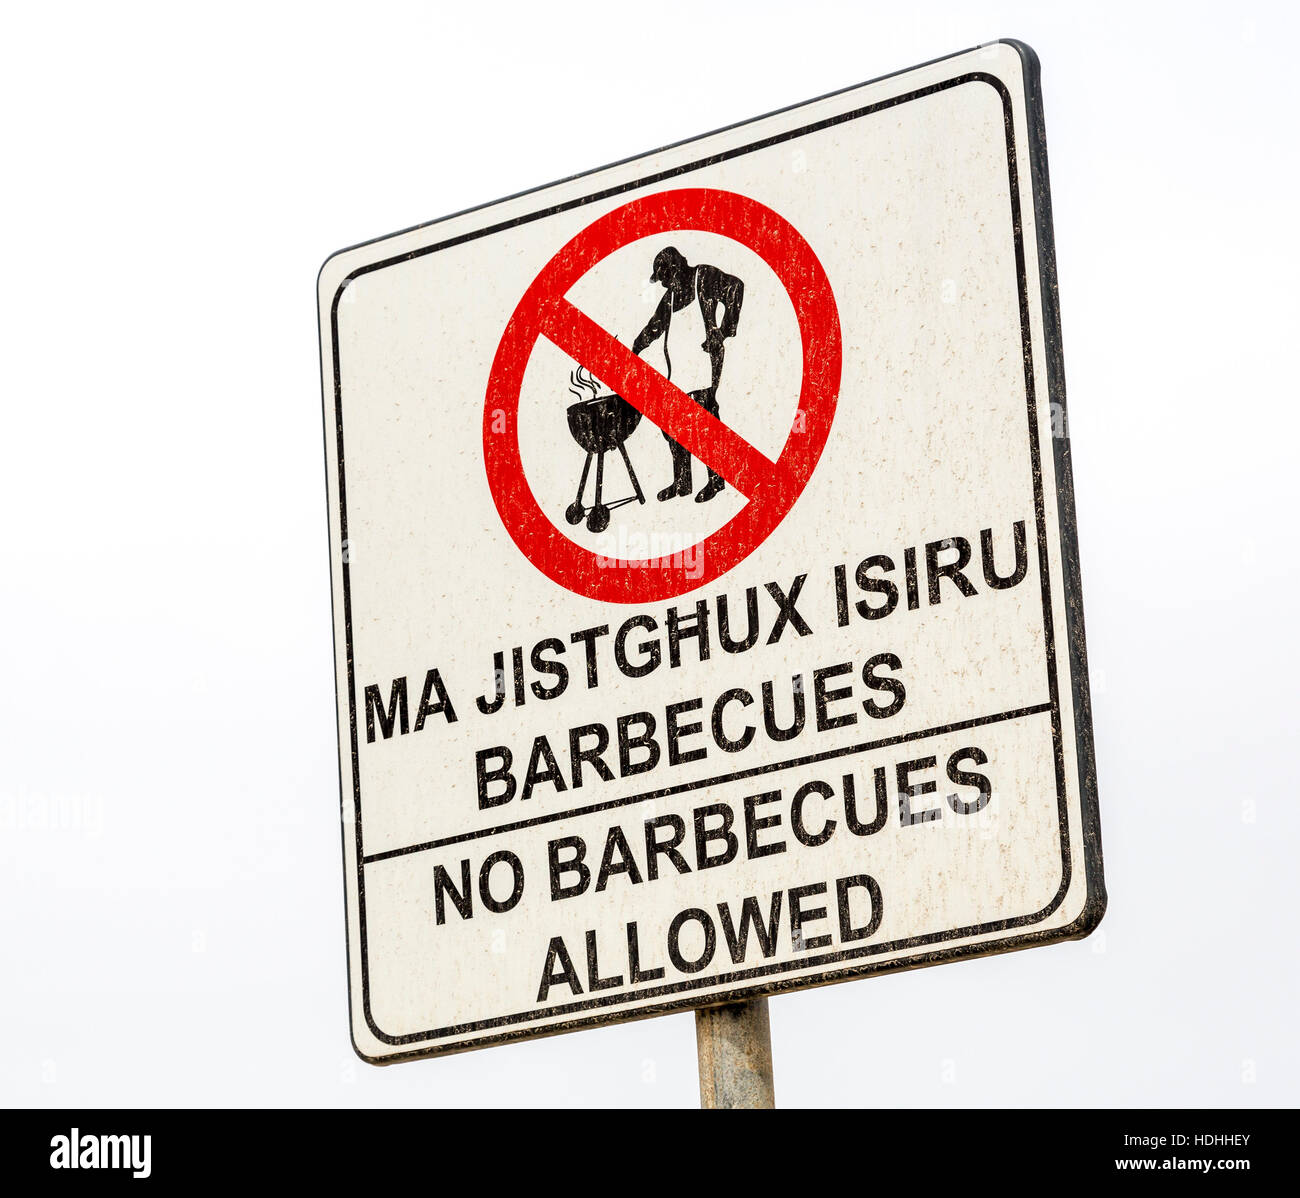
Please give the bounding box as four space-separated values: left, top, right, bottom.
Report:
538 297 781 500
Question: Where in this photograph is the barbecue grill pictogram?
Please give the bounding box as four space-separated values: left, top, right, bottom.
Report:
564 365 646 533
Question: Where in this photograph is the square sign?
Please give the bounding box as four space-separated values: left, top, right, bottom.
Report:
318 40 1105 1063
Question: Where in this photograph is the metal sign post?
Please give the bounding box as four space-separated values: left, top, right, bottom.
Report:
696 999 775 1109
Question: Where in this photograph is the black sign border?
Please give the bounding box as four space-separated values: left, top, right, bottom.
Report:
319 38 1106 1063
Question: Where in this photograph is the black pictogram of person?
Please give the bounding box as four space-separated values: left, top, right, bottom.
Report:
632 246 745 503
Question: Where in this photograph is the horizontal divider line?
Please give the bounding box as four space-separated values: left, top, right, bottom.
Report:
361 701 1053 865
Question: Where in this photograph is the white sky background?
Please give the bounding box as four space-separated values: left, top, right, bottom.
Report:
2 0 1296 1108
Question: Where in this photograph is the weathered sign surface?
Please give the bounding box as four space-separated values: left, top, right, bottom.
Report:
318 40 1105 1062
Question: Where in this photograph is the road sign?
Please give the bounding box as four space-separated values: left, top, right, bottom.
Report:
318 40 1105 1064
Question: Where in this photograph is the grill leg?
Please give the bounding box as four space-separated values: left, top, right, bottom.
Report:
586 451 612 533
566 453 594 526
618 441 645 504
575 452 593 507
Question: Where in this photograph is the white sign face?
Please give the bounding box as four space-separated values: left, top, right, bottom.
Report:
318 40 1104 1063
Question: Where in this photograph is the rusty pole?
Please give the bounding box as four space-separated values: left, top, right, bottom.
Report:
695 998 775 1108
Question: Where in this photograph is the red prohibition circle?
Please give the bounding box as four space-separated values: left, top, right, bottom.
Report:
483 187 842 604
